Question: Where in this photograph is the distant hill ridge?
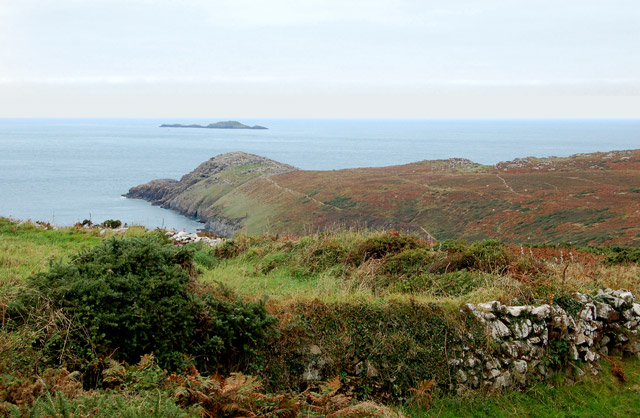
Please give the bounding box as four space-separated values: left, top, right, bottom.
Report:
160 121 268 129
125 149 640 245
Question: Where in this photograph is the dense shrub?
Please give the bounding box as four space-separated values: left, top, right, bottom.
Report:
20 236 198 369
101 219 122 228
433 240 512 274
582 245 640 265
384 249 435 276
348 231 425 265
10 235 275 376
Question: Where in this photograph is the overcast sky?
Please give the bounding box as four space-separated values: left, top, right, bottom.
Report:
0 0 638 117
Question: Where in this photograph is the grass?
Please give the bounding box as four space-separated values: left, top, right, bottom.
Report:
405 359 640 417
193 230 640 309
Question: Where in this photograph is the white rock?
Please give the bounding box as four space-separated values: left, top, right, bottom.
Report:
619 291 634 305
532 322 545 335
596 303 612 321
506 306 531 317
552 314 569 328
574 292 590 303
513 319 532 339
542 328 549 345
528 336 541 345
570 345 579 361
623 309 635 321
501 342 518 358
531 305 551 320
633 304 640 317
512 360 528 375
493 372 513 389
485 359 501 371
584 350 596 362
448 359 462 367
579 303 595 321
466 357 478 368
456 369 468 383
489 320 512 339
478 301 502 312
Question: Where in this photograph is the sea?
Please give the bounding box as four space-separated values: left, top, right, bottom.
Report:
1 118 638 232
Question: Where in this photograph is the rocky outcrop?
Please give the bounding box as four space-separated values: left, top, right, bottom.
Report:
124 152 298 236
164 229 225 246
126 179 178 203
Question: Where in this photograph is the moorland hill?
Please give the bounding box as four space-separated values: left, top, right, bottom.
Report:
126 149 640 245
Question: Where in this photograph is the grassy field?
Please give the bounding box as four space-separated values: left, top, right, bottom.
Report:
1 217 639 417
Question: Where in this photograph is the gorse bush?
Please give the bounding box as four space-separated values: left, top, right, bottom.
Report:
10 235 275 376
21 235 198 370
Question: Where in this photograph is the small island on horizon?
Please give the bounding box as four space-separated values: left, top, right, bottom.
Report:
160 121 268 130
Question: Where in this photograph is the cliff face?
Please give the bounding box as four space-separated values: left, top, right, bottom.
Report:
125 152 298 236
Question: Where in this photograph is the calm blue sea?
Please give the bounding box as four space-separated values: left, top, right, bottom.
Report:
1 118 638 231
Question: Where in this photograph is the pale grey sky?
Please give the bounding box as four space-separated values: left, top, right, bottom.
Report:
1 0 638 117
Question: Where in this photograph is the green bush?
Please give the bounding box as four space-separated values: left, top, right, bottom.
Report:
101 219 122 228
433 240 512 274
384 248 435 276
20 236 199 370
10 235 276 376
349 232 424 265
581 245 640 265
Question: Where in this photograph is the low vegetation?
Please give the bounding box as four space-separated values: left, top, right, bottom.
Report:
1 217 639 416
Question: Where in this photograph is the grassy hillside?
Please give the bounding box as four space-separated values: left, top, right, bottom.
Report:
127 149 640 246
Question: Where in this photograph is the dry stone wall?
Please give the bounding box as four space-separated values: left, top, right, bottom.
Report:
451 288 640 393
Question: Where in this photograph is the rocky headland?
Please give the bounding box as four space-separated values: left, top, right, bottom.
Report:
125 152 298 236
125 149 640 244
160 121 268 129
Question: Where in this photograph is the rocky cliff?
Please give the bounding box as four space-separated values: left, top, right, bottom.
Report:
125 152 298 236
